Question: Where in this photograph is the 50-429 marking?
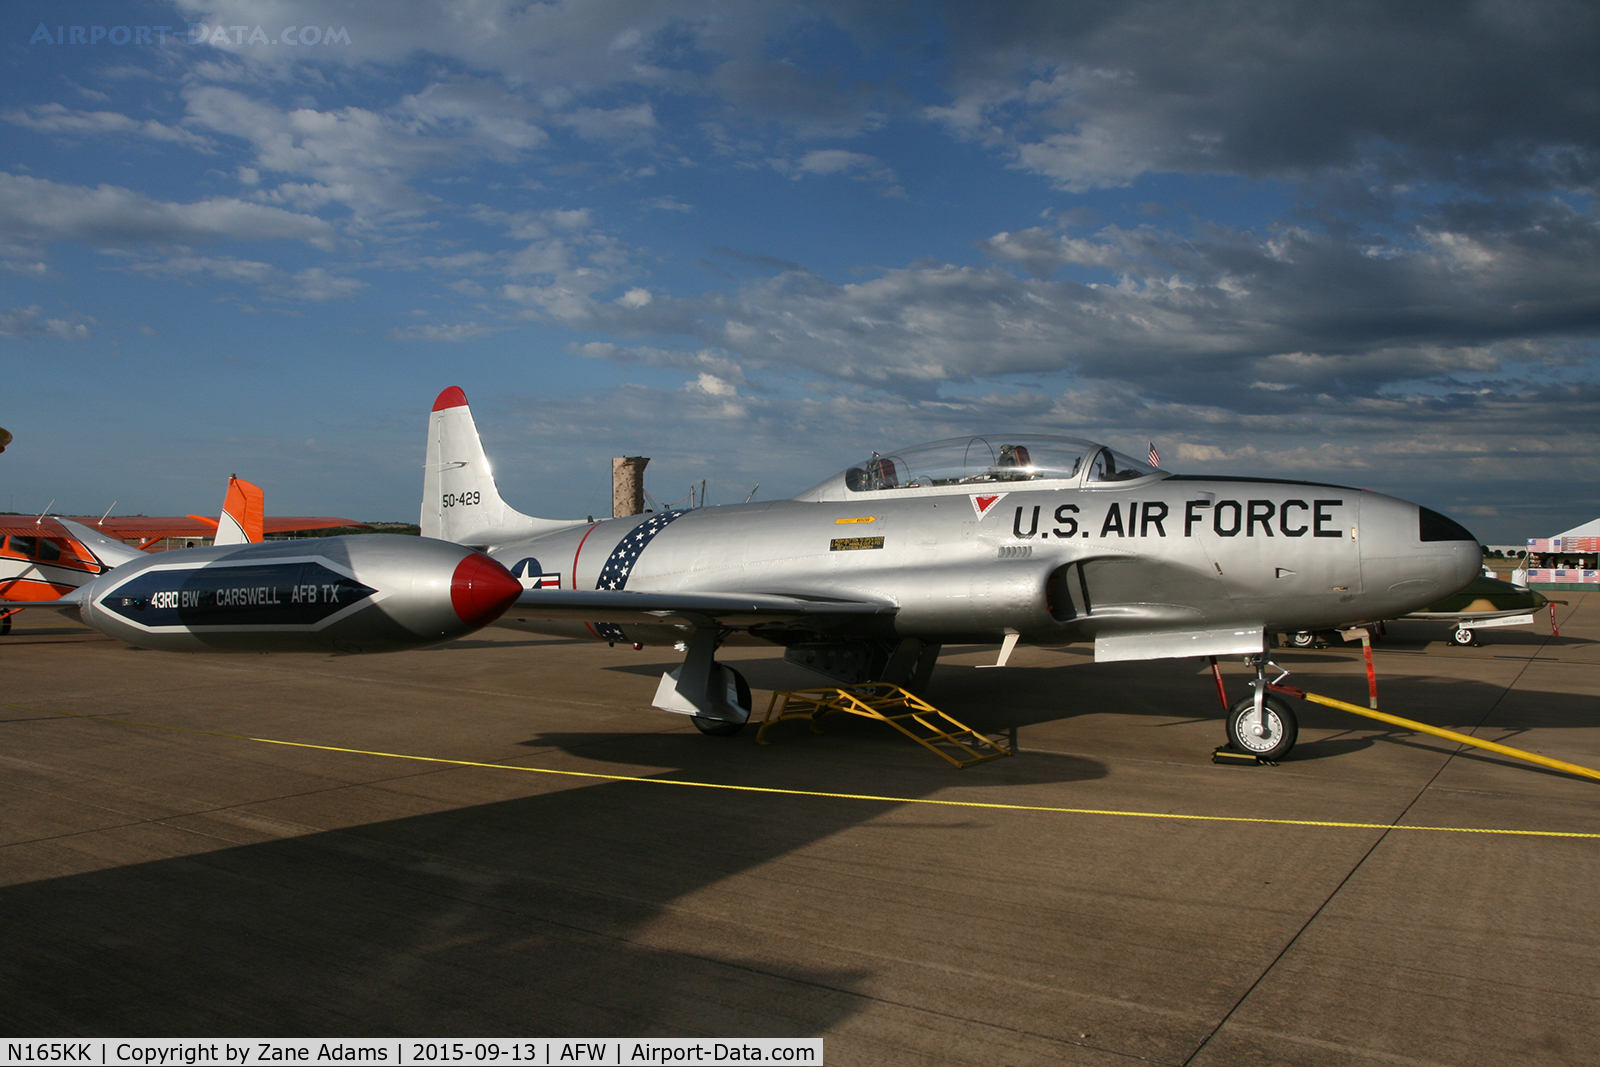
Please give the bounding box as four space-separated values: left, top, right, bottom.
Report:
441 491 481 508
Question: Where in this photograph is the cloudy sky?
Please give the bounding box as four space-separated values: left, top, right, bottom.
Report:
2 0 1597 541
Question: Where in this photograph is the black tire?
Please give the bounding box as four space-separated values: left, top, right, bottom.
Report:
691 665 751 736
1225 694 1298 761
1450 627 1475 646
0 613 11 636
691 715 744 736
1288 631 1316 648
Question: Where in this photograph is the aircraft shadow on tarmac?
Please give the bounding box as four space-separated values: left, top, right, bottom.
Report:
3 675 1114 1038
2 769 892 1037
421 637 591 651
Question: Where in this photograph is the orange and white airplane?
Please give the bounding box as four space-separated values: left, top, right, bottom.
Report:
0 476 363 630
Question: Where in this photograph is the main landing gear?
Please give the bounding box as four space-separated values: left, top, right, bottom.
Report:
689 667 752 735
1213 655 1299 762
1450 627 1477 647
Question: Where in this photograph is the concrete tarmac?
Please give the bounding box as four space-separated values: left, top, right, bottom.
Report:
3 596 1597 1065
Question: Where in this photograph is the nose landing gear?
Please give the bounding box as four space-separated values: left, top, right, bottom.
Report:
1213 655 1300 762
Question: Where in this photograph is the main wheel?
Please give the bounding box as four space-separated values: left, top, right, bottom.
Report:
690 665 752 736
1450 627 1475 646
1225 694 1298 761
1288 631 1317 648
691 715 744 736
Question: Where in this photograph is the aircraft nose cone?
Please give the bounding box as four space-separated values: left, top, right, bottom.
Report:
450 552 521 628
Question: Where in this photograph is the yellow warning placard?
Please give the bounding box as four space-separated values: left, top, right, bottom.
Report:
830 536 885 551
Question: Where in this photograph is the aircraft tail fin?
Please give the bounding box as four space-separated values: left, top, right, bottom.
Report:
422 387 585 548
213 476 264 545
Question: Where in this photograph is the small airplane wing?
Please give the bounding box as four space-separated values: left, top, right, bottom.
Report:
44 514 370 549
1401 575 1547 625
511 588 895 627
52 518 146 569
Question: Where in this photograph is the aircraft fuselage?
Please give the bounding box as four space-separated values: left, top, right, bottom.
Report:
489 475 1480 650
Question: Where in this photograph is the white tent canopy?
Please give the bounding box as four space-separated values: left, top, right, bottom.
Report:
1554 518 1600 538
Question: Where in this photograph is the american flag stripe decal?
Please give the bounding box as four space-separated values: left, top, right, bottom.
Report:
591 511 683 642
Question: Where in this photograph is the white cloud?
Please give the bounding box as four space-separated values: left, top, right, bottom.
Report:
690 372 736 396
556 103 658 143
0 305 90 340
774 149 904 197
128 256 364 302
389 321 494 341
5 104 214 149
0 172 340 253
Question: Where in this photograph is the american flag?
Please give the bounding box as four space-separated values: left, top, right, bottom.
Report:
1148 442 1160 467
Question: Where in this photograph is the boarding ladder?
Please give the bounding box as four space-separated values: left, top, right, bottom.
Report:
756 684 1011 768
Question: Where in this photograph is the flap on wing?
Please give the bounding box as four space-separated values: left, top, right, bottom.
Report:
1095 625 1264 663
510 588 895 625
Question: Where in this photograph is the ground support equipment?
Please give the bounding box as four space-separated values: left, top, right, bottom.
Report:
757 684 1011 768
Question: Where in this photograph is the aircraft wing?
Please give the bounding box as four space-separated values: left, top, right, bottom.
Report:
511 588 895 627
52 518 145 568
1402 607 1539 626
19 515 372 546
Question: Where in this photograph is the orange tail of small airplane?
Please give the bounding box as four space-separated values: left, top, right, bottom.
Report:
187 475 264 545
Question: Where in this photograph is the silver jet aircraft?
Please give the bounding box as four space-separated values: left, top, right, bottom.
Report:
423 387 1483 760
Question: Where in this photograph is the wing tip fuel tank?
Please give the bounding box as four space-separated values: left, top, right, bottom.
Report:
451 552 523 627
74 536 522 654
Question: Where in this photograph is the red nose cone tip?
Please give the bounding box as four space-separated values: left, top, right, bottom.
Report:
450 552 521 629
433 386 469 411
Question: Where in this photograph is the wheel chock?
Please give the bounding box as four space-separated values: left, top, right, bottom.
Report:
1212 745 1277 767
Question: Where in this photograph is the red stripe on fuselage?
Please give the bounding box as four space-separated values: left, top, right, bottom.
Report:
571 521 603 638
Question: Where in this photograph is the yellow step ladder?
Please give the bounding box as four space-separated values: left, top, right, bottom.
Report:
756 684 1011 768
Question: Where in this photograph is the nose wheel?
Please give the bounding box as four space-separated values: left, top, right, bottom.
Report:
1226 694 1297 760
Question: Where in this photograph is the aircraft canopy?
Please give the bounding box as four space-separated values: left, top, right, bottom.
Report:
797 434 1165 500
